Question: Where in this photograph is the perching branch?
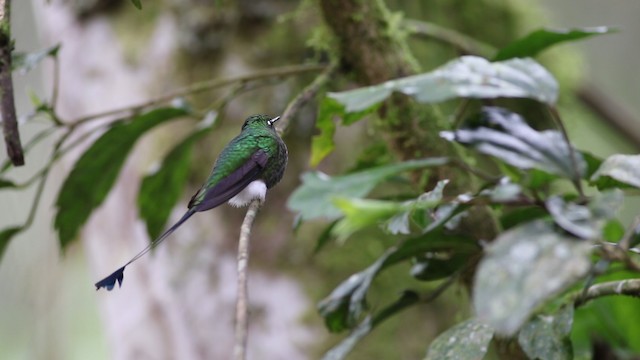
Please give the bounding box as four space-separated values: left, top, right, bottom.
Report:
0 0 24 166
233 199 262 360
574 279 640 307
403 19 494 57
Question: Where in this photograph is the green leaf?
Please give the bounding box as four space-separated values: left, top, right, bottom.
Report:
500 207 549 230
318 231 477 332
332 180 449 240
138 124 212 239
329 56 558 112
131 0 142 10
411 253 469 281
0 226 22 262
12 44 61 74
0 178 17 189
546 190 622 240
322 291 420 360
288 157 449 221
590 154 640 190
443 107 586 181
517 306 574 360
473 220 592 336
494 27 615 61
310 97 378 167
425 318 494 360
54 107 190 249
602 219 625 243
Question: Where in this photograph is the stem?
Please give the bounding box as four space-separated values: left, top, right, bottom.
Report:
403 19 494 57
69 63 326 126
277 62 337 135
0 0 24 166
618 215 640 251
548 106 584 198
233 199 262 360
574 279 640 307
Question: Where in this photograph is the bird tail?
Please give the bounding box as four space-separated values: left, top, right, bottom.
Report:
94 209 196 291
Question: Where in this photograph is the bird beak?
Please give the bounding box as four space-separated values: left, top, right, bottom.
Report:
268 116 281 126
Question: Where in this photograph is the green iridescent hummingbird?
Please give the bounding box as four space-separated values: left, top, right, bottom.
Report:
95 114 288 291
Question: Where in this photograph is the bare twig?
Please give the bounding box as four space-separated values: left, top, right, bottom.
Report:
575 279 640 307
69 63 326 126
0 0 24 166
233 199 262 360
277 62 337 135
403 19 494 57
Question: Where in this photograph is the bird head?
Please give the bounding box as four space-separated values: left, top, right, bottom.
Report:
241 114 281 131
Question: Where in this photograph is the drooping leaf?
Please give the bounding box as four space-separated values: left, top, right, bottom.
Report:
0 226 22 262
0 178 17 189
442 107 586 181
590 154 640 190
328 56 558 113
288 157 449 221
494 27 615 61
131 0 142 10
310 97 378 167
319 231 477 332
54 108 190 249
425 318 494 360
138 123 212 239
12 44 61 74
546 190 622 240
517 306 574 360
332 180 449 240
322 291 420 360
474 220 592 336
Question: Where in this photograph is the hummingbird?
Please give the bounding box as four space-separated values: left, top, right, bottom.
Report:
94 114 288 291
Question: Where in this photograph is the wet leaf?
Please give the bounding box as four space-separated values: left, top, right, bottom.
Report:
442 107 586 181
547 190 622 239
138 124 211 239
329 56 558 112
319 231 476 332
322 291 419 360
518 306 574 360
288 157 449 221
54 108 190 249
590 154 640 190
494 27 615 61
425 318 494 360
474 220 592 336
0 227 22 262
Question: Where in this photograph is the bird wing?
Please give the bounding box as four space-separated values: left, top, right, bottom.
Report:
189 149 269 212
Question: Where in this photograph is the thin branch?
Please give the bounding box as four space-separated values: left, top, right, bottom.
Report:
547 106 585 198
618 215 640 251
69 63 326 126
277 62 338 135
0 0 24 165
403 19 494 57
574 279 640 307
233 199 262 360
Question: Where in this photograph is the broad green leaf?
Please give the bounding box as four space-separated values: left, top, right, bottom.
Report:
329 56 558 112
288 157 449 221
0 226 22 262
319 231 477 332
310 97 378 167
322 291 420 360
138 124 212 239
0 178 16 189
474 220 592 336
518 306 574 360
425 318 494 360
131 0 142 10
590 154 640 190
54 108 190 249
546 190 622 240
12 44 61 74
581 151 604 179
332 180 449 240
442 107 586 181
602 219 625 243
494 27 615 61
